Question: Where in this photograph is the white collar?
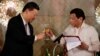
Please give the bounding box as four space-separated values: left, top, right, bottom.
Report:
20 14 27 25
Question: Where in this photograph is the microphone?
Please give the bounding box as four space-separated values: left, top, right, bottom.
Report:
53 34 64 43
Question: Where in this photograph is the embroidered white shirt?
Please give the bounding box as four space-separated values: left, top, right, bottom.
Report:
60 22 100 56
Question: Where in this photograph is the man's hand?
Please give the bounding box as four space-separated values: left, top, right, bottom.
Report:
45 28 54 37
78 42 89 50
36 32 45 40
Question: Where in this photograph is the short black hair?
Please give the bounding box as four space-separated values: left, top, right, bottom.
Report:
22 2 40 12
70 8 85 20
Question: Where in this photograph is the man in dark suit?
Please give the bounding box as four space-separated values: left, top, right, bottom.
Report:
1 2 45 56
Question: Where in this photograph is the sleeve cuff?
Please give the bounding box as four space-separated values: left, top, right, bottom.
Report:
35 35 37 41
51 35 56 40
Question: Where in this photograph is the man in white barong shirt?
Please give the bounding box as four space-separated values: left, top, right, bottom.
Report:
49 8 100 56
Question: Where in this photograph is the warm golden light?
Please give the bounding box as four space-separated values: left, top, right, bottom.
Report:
0 0 24 27
96 3 100 24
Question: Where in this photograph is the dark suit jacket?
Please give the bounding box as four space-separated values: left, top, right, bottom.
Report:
1 14 35 56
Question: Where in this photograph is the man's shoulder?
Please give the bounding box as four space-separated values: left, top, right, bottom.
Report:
65 25 73 30
7 14 22 28
63 25 73 33
84 23 97 32
84 23 95 29
9 14 21 23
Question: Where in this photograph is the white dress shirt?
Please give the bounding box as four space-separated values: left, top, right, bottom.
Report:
60 22 100 56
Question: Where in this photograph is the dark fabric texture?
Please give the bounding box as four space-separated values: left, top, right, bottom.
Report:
1 14 35 56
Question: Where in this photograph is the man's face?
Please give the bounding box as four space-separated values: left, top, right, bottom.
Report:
69 13 81 27
26 9 38 22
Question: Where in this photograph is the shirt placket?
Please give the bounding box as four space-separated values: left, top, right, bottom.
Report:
25 24 30 35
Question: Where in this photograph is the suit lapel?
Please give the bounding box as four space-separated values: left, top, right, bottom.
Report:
17 14 27 35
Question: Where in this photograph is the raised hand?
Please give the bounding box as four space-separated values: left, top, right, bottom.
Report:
36 32 45 40
45 28 54 37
